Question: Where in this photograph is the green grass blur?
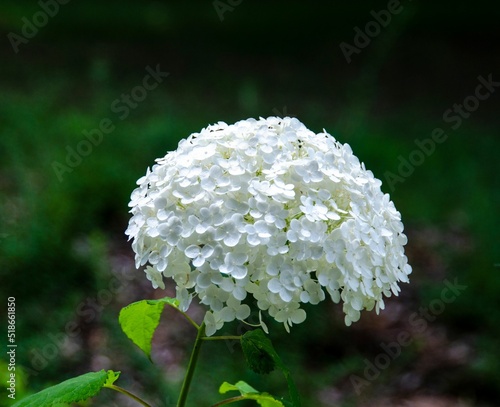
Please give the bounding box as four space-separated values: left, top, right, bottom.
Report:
1 1 499 406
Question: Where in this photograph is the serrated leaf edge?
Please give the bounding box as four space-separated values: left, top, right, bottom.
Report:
12 370 116 407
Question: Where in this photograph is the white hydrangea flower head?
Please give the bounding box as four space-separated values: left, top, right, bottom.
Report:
126 117 412 336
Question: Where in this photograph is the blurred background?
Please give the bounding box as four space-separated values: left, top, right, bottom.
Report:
1 1 499 406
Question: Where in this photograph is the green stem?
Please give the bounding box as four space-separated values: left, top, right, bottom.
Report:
179 310 201 330
201 335 241 341
164 303 200 330
209 396 246 407
105 384 153 407
176 322 206 407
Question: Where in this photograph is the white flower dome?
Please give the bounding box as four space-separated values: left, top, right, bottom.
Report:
126 117 412 335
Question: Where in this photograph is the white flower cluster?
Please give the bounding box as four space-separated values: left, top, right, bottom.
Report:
126 117 411 336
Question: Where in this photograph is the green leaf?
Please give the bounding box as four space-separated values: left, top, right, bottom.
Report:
241 329 277 374
12 370 120 407
241 330 301 407
119 296 179 359
219 380 285 407
104 369 121 387
219 380 259 395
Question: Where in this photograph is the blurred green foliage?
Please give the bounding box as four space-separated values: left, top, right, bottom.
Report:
1 1 499 406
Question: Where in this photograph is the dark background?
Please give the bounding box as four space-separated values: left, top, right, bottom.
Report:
1 1 499 406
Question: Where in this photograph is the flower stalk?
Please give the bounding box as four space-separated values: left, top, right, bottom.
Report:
201 335 241 341
176 322 206 407
209 396 246 407
106 384 153 407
